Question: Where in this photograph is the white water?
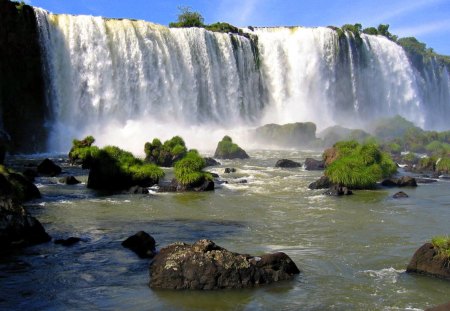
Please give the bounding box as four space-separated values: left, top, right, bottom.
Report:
34 9 450 153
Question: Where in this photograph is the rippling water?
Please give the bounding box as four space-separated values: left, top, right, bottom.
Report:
1 150 450 310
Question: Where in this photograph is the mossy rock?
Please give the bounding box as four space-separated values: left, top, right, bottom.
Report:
170 150 214 191
214 136 249 159
253 122 317 148
68 136 98 168
0 165 40 202
144 136 187 167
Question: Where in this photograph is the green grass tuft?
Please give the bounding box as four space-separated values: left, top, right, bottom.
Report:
174 150 211 186
431 236 450 259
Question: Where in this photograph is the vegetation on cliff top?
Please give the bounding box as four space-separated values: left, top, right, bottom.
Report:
324 141 397 189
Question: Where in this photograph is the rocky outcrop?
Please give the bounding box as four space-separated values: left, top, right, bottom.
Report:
381 176 417 187
406 243 450 280
37 158 62 176
214 136 249 159
252 122 317 148
308 176 332 190
0 196 50 248
304 158 325 170
158 178 214 192
0 1 49 153
149 239 300 290
122 231 156 258
275 159 301 168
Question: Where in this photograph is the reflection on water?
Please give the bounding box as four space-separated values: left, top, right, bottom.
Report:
1 150 450 310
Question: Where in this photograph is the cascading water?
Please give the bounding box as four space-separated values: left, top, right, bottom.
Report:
34 9 450 153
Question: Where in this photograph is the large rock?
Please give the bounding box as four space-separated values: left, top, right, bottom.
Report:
37 158 62 176
0 167 40 202
59 176 81 185
275 159 301 168
214 136 249 160
158 178 214 192
252 122 317 148
0 196 50 248
393 191 409 199
122 231 156 258
304 158 325 171
149 239 300 290
406 243 450 280
204 157 221 167
308 176 332 190
381 176 417 187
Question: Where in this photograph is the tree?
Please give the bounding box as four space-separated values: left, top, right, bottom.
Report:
169 6 204 28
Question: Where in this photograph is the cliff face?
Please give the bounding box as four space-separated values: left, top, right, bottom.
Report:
0 0 48 153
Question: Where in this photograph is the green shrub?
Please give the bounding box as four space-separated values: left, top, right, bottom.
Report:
417 156 437 171
324 141 397 189
144 136 187 166
436 157 450 174
214 136 249 159
174 150 211 186
68 136 99 166
169 6 204 28
431 236 450 259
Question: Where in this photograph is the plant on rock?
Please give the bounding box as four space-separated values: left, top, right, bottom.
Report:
144 136 187 167
324 141 397 189
68 135 99 168
431 236 450 259
174 150 212 187
214 136 249 159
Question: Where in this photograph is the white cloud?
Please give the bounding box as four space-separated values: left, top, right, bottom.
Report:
395 19 450 37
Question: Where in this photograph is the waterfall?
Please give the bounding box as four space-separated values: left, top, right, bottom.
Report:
33 9 450 152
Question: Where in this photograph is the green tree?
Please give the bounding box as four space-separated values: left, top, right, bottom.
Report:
169 6 204 28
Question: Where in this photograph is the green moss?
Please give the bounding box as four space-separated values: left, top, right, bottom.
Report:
214 136 249 159
324 141 397 189
69 136 98 166
431 236 450 259
174 150 211 186
144 136 187 166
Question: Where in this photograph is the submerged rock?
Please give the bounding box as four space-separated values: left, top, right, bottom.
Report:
149 239 300 290
224 168 236 174
122 231 156 258
54 237 82 246
158 178 214 192
275 159 301 168
323 185 353 196
0 196 50 248
59 176 81 185
304 158 325 171
204 158 221 167
125 185 149 194
381 176 417 187
393 191 409 199
37 158 62 176
308 176 332 190
406 243 450 280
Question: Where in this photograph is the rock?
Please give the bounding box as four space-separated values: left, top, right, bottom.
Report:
54 237 81 246
381 176 418 187
252 122 317 148
275 159 301 168
125 185 149 194
158 178 215 192
122 231 156 258
323 185 353 196
214 136 249 160
210 173 220 178
149 239 300 289
224 168 236 174
393 191 409 199
237 179 248 184
304 158 325 170
22 168 37 182
406 243 450 280
204 157 221 167
59 176 81 185
308 176 332 190
0 169 40 202
426 302 450 311
0 196 51 248
37 158 62 176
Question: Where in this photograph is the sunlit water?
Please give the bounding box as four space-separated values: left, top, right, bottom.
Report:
1 150 450 310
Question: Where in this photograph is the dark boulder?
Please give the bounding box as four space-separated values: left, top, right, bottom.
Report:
149 239 300 290
0 196 50 248
308 176 332 190
210 173 220 178
406 243 450 280
204 157 221 167
381 176 417 187
54 237 81 246
125 185 149 194
275 159 301 168
37 158 62 176
122 231 156 258
323 185 352 196
0 170 40 202
224 168 236 174
59 176 81 185
393 191 409 199
22 168 37 182
304 158 325 170
158 178 214 193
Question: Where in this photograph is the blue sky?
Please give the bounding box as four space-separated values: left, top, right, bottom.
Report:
28 0 450 55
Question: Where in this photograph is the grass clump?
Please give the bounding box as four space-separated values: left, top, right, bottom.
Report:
324 140 397 189
144 136 187 167
68 136 99 167
436 157 450 174
431 236 450 259
174 150 212 186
